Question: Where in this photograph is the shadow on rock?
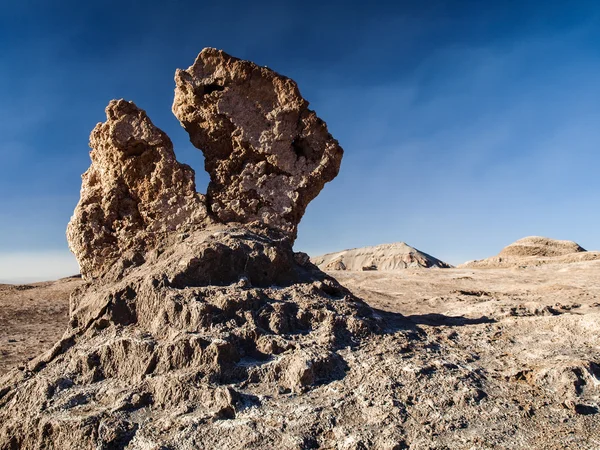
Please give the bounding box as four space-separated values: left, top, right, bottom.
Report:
407 313 496 327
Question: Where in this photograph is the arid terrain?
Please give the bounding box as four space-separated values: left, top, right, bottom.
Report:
2 259 599 448
312 242 452 271
1 49 598 449
0 277 83 376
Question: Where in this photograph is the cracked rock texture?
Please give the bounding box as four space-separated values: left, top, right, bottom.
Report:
172 48 343 239
0 230 377 449
4 261 600 449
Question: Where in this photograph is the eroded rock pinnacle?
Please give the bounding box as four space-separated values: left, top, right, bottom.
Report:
173 48 343 240
67 99 209 279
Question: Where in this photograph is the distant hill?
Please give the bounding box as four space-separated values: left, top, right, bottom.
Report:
311 242 452 271
460 236 600 268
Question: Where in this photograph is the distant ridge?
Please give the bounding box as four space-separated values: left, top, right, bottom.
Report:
460 236 600 268
311 242 452 271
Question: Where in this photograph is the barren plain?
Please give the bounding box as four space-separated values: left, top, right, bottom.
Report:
2 260 599 448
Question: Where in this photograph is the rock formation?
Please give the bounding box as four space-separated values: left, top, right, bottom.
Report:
172 48 343 240
2 52 600 447
499 236 586 258
460 236 600 268
0 49 378 449
312 242 453 271
66 99 209 280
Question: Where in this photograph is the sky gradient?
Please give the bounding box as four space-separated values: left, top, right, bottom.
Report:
1 0 599 282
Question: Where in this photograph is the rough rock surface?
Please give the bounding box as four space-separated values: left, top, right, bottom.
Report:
312 242 452 271
4 49 598 450
3 261 600 449
461 236 600 269
0 49 379 450
172 48 343 239
67 99 209 280
0 233 377 449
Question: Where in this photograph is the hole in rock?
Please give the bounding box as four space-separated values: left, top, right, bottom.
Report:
203 83 225 95
124 141 149 157
291 137 313 160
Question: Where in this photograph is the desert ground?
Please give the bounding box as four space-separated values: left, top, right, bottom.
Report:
0 277 83 376
2 260 599 448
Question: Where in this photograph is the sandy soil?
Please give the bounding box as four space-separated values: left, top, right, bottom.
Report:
332 261 600 321
0 277 83 375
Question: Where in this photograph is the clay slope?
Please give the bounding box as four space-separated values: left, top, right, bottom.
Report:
312 242 452 271
461 236 600 268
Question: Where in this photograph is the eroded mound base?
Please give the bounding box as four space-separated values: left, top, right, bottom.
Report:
0 226 378 449
461 236 600 268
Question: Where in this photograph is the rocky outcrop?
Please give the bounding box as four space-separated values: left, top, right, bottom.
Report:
69 49 344 282
172 48 343 240
461 236 600 268
0 251 377 448
0 231 376 448
0 50 380 449
66 100 209 280
312 242 453 271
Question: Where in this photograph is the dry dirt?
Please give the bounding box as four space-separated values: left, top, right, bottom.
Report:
0 277 83 376
1 262 599 448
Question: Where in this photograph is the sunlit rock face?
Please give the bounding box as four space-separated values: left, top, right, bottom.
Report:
0 50 381 450
67 99 209 280
68 49 344 281
172 48 343 241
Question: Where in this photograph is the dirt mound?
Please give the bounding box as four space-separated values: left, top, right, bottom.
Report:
499 236 586 258
461 236 600 268
312 242 452 271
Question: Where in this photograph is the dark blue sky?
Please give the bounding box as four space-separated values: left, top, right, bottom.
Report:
1 0 600 280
